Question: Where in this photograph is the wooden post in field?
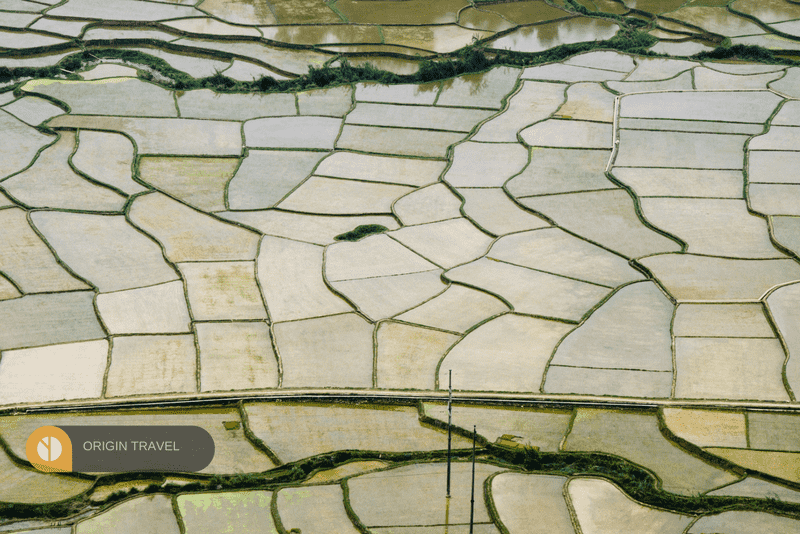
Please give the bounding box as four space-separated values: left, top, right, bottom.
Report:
469 425 476 534
447 369 452 499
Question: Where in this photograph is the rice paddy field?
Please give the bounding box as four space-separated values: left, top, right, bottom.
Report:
2 0 800 530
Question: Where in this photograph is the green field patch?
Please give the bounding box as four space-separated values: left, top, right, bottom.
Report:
550 281 674 372
2 131 127 212
545 366 673 397
518 189 682 258
355 81 440 105
347 462 503 527
639 198 780 258
128 192 260 261
346 102 493 133
278 176 414 215
749 151 800 184
304 460 388 484
138 156 237 212
0 445 91 504
222 59 288 83
106 334 197 397
663 408 748 449
196 321 279 392
228 149 325 210
569 477 694 533
245 403 471 462
555 82 615 122
72 131 146 195
393 183 464 226
96 281 192 335
276 485 360 534
0 339 107 405
2 96 63 126
704 448 800 484
444 142 529 187
0 29 67 49
690 511 799 533
272 313 374 388
317 152 446 187
565 50 636 71
297 85 352 117
750 183 800 216
610 168 743 198
196 0 276 25
395 284 509 334
177 491 278 534
673 303 774 338
376 321 460 390
245 116 341 149
177 89 296 120
48 115 242 156
390 218 493 269
446 256 610 320
521 62 627 82
564 409 738 494
332 270 446 321
508 148 611 197
748 412 800 452
76 494 180 534
487 227 644 286
0 292 103 351
473 80 565 142
424 404 572 451
326 233 437 281
336 124 465 158
437 66 520 109
0 208 89 294
458 188 550 236
675 337 789 401
31 212 179 292
491 473 574 534
709 477 800 503
694 67 784 90
257 235 353 322
23 78 177 117
617 130 747 169
766 281 800 395
163 18 261 38
521 118 612 148
178 261 267 320
639 254 800 300
440 313 575 392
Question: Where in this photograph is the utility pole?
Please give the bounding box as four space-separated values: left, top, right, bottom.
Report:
446 369 452 498
469 425 476 534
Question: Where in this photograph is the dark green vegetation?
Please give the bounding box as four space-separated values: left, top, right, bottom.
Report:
334 225 389 242
3 407 800 522
2 28 797 98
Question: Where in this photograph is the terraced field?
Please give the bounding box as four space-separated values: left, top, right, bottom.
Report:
2 0 800 531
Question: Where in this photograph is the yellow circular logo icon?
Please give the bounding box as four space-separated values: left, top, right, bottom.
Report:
26 426 72 472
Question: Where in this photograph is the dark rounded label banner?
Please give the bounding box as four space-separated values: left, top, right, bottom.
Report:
26 426 214 473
